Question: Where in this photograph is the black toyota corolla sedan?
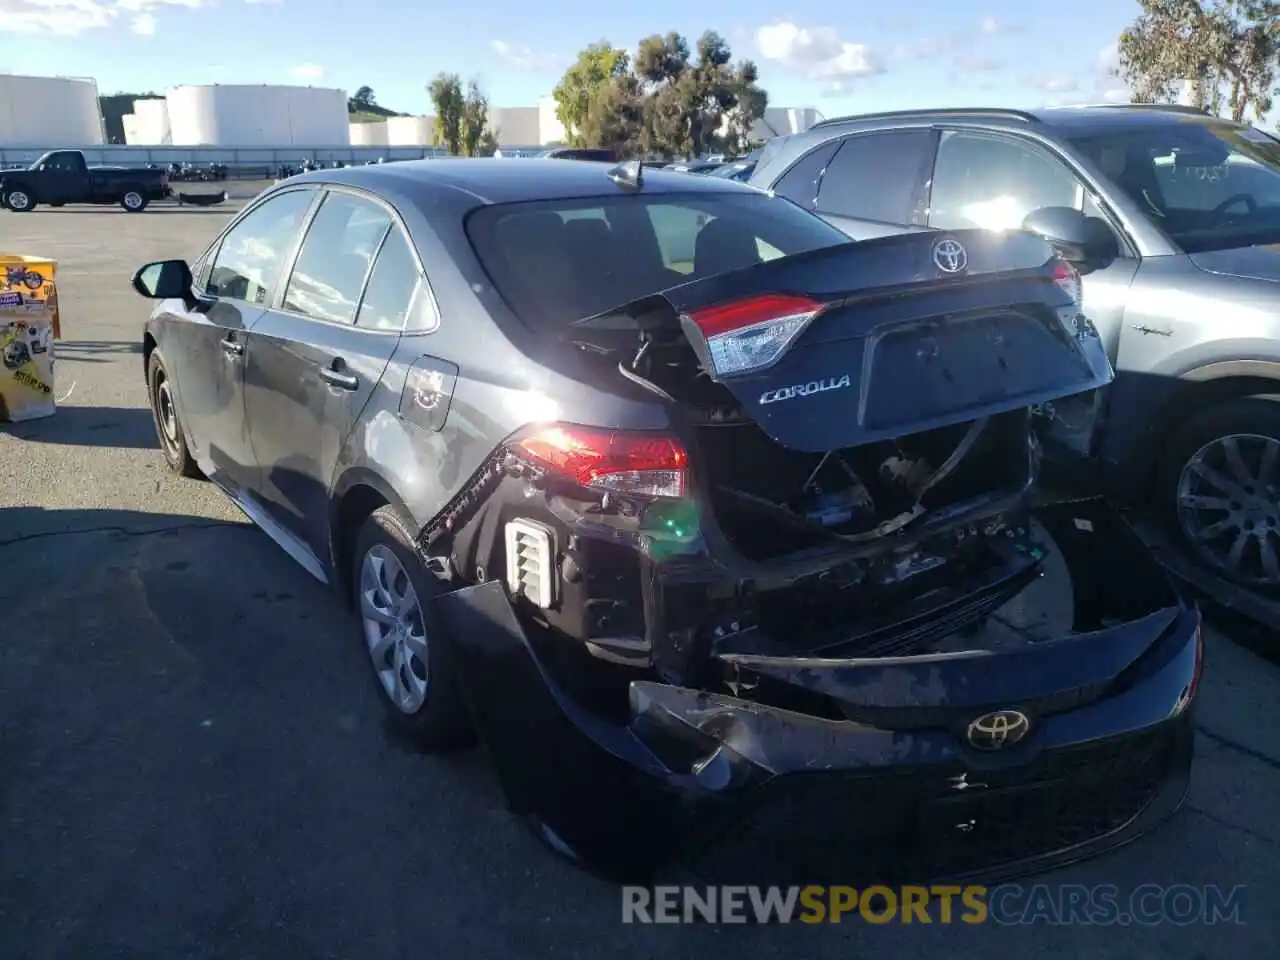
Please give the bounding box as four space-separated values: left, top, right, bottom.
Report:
132 158 1202 884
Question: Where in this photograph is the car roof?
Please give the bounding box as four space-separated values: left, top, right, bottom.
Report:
284 157 759 205
804 104 1246 139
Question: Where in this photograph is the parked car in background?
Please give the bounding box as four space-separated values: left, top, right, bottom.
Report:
751 105 1280 596
130 158 1200 883
664 159 724 174
0 149 171 212
542 147 619 162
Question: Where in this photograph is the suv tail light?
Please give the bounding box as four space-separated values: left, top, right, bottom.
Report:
684 293 824 378
514 424 689 499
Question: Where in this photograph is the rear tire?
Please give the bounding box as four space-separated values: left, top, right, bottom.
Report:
121 191 147 212
352 506 471 749
146 350 204 479
1158 395 1280 592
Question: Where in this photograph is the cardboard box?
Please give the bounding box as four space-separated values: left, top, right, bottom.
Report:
1 255 58 423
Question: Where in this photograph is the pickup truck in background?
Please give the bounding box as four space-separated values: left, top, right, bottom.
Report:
0 150 171 213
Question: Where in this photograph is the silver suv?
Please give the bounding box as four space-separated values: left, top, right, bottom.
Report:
750 104 1280 593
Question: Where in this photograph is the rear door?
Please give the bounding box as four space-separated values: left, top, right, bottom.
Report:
242 187 425 561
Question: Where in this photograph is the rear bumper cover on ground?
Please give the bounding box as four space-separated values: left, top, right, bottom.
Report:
433 502 1202 885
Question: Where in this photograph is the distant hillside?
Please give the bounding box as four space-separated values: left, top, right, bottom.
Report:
349 103 408 123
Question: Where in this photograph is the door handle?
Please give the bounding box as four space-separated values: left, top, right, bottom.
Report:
319 364 359 391
220 336 243 357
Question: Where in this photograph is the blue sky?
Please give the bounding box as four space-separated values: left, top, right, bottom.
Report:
0 0 1138 115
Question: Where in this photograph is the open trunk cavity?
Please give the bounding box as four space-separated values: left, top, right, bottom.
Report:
693 408 1035 562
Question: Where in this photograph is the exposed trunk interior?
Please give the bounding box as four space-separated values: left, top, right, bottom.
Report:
693 409 1035 562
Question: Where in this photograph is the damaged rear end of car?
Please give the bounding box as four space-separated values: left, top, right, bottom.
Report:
425 211 1202 884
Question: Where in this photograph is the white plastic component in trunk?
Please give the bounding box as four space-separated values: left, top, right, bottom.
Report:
505 519 554 609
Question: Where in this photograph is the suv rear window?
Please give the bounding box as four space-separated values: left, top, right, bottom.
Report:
466 192 848 330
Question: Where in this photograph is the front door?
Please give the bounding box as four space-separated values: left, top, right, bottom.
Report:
243 188 424 562
165 187 319 492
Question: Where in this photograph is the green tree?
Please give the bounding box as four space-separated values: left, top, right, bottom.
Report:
461 80 491 157
428 72 465 155
1119 0 1280 120
553 41 630 146
580 73 646 155
349 86 377 111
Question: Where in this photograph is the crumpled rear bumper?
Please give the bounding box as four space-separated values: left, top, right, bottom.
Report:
432 501 1202 885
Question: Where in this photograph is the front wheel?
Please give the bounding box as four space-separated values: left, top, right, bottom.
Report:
5 189 35 212
1159 395 1280 591
147 350 204 479
352 506 470 749
121 191 148 212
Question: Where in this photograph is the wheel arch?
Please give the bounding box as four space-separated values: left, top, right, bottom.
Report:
1115 363 1280 499
329 468 419 609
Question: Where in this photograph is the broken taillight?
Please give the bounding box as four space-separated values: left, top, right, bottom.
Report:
685 293 823 378
1051 259 1082 306
514 424 689 499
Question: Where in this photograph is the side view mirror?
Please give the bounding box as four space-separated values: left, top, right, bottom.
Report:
132 259 193 300
1021 206 1119 270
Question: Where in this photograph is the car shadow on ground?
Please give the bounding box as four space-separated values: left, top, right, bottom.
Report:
30 206 235 215
54 339 144 363
0 404 156 449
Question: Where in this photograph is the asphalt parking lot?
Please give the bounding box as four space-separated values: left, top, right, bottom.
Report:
1 197 1278 959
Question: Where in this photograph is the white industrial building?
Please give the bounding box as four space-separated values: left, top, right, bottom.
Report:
384 116 435 146
122 98 172 145
0 74 104 147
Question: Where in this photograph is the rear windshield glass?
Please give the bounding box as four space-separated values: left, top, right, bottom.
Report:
466 191 848 330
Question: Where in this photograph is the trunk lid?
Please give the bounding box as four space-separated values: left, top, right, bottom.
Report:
572 229 1113 452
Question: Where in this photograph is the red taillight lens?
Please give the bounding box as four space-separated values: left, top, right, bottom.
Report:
1051 259 1082 306
686 293 823 377
515 424 689 499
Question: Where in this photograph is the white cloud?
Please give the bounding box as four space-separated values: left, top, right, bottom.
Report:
954 54 1005 73
1039 76 1081 93
979 17 1022 35
757 21 883 86
289 63 324 81
0 0 207 35
490 39 564 72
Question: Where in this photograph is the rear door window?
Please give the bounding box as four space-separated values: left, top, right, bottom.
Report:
815 131 935 225
772 139 842 208
356 226 427 331
283 191 391 324
207 189 315 304
466 192 848 331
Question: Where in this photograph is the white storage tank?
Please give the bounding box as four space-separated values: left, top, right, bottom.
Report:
489 106 540 146
166 84 349 146
538 95 566 145
0 74 104 147
131 98 171 144
349 120 388 146
385 115 435 147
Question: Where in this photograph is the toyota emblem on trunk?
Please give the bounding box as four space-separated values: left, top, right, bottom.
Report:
966 709 1031 751
932 238 968 274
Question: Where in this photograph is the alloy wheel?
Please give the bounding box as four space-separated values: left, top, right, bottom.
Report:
123 192 144 210
153 374 180 455
7 191 30 211
1176 432 1280 587
359 544 430 713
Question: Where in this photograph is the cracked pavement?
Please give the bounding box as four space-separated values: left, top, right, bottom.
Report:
1 200 1277 959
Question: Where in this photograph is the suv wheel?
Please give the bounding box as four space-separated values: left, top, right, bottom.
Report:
121 191 147 212
352 506 469 748
147 350 204 479
1160 395 1280 591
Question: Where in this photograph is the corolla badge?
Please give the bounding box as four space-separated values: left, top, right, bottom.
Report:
932 237 968 274
965 709 1031 751
758 374 851 405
